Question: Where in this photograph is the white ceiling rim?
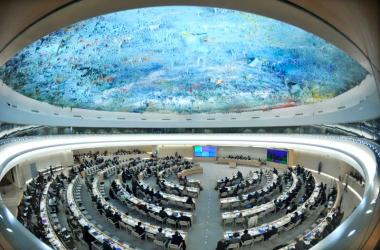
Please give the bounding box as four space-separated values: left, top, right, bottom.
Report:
0 74 379 127
0 134 378 249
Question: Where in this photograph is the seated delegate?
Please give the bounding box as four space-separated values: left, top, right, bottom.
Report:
134 222 146 239
170 231 186 250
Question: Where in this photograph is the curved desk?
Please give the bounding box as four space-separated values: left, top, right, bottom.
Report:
177 166 203 178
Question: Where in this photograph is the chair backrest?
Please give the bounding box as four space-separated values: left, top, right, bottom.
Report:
179 220 189 226
154 239 166 246
185 203 193 209
242 239 253 246
227 242 240 249
132 230 140 237
236 217 245 223
169 243 182 249
269 233 278 240
254 235 264 242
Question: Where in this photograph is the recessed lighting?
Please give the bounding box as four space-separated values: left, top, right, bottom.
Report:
347 229 356 237
6 228 13 233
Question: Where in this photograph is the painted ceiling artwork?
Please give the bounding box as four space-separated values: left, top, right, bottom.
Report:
0 6 368 114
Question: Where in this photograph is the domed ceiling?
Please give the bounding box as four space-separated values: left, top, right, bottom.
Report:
0 6 368 114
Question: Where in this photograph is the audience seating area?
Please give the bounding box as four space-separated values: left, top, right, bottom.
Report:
217 165 341 250
13 148 355 250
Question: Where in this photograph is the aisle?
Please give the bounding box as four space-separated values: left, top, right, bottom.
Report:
187 162 256 250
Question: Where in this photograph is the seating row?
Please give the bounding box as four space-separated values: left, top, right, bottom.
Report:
221 172 299 221
67 175 135 250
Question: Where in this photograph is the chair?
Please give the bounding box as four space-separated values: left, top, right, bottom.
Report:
161 200 170 207
91 241 102 250
221 202 230 209
223 217 234 227
269 233 278 240
235 217 246 226
131 230 145 239
126 224 134 233
176 201 183 207
188 192 197 198
148 212 156 220
284 223 295 231
184 203 194 210
241 200 250 207
139 210 148 217
253 235 264 242
168 242 183 250
179 220 191 230
167 218 177 228
241 239 253 248
120 222 129 231
146 232 155 240
107 218 115 226
156 215 165 225
154 239 167 248
227 242 240 250
231 202 241 209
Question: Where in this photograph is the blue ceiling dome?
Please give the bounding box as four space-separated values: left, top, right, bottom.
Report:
0 6 368 114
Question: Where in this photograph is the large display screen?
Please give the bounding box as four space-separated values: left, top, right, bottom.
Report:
267 149 288 164
194 146 217 157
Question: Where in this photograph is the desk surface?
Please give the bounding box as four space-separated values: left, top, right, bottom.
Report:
67 176 134 250
224 177 321 239
40 181 67 250
93 176 187 240
222 173 298 219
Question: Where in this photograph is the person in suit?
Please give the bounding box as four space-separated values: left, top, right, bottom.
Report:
294 238 307 250
159 207 169 220
264 226 277 240
102 239 113 250
240 229 252 243
316 162 322 175
125 184 132 194
109 188 115 199
104 207 113 218
82 225 96 250
112 212 121 228
170 231 186 249
186 196 194 205
237 171 243 179
293 212 301 224
220 186 228 194
286 203 297 214
134 222 146 239
216 239 228 250
228 232 241 246
179 212 192 226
